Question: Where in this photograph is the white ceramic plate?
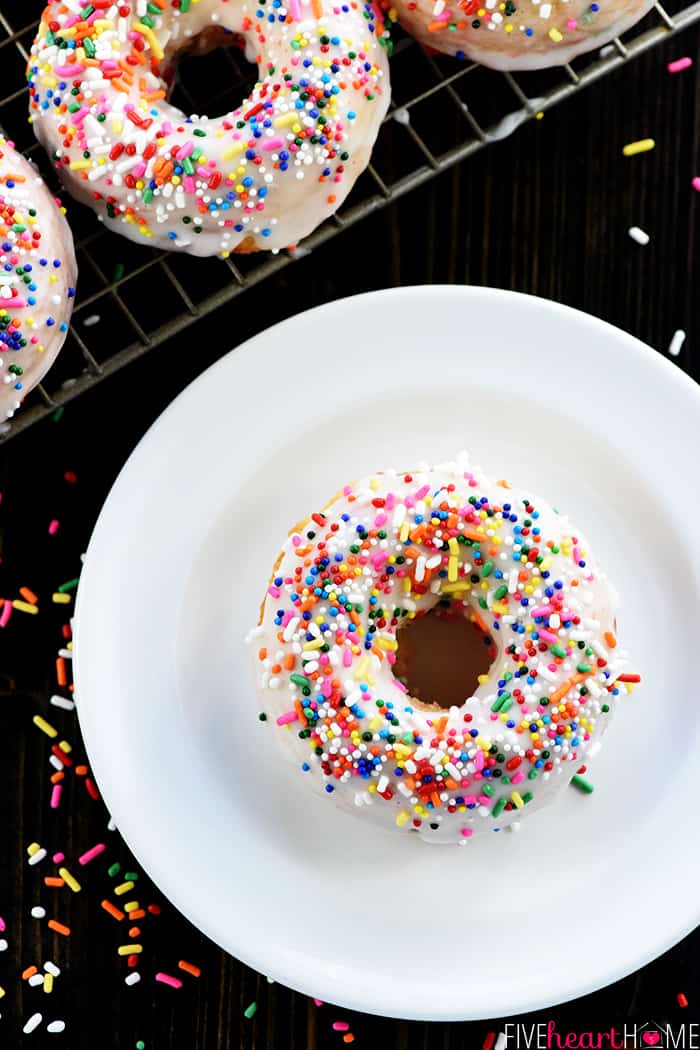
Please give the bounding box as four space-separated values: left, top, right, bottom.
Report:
75 286 700 1021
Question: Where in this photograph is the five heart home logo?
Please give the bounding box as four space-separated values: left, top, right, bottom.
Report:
638 1023 666 1049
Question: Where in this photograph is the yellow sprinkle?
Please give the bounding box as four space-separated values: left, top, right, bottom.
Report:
13 600 39 615
448 538 459 556
27 842 41 856
477 673 489 685
399 522 410 543
448 556 458 582
222 143 244 161
133 21 164 60
440 581 469 594
376 637 398 651
69 160 92 171
33 716 58 739
368 717 382 733
622 138 655 156
43 973 54 994
303 637 325 651
535 111 544 120
118 944 142 956
274 112 298 127
548 26 563 41
395 811 410 826
114 881 134 896
59 867 81 893
511 791 524 809
58 740 71 754
52 593 72 604
124 901 140 913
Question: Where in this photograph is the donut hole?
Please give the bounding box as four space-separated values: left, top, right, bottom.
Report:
168 30 257 120
394 605 494 711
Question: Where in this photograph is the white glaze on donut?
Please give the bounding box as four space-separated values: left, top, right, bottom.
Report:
249 454 634 844
29 0 390 255
392 0 654 71
0 138 76 421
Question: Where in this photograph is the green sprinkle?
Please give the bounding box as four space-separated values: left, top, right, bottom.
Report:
140 14 155 26
11 224 26 233
290 674 311 690
527 769 538 780
258 712 267 721
490 695 505 712
52 407 65 424
481 783 495 797
58 577 79 593
571 774 594 794
193 128 207 137
113 262 125 281
108 862 121 878
493 585 508 601
550 644 567 658
499 697 513 713
576 663 592 674
522 792 533 804
481 561 494 577
142 188 154 204
244 1002 258 1019
492 797 507 818
136 1042 145 1050
180 0 190 9
124 871 138 881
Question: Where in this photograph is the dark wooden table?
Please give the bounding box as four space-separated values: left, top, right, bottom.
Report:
2 16 700 1048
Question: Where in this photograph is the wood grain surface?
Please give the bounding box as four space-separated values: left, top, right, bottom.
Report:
1 15 700 1048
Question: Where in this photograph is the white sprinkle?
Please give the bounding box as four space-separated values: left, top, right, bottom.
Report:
628 226 650 245
377 775 389 793
47 1020 66 1034
50 694 75 711
28 849 47 866
24 1013 43 1034
57 648 73 660
599 43 616 57
44 962 60 978
495 1035 508 1050
28 974 45 987
668 329 686 357
31 907 46 919
107 817 117 832
0 939 7 951
125 972 141 986
49 756 64 771
82 314 101 327
392 107 410 126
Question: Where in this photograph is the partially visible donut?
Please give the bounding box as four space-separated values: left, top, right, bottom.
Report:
0 137 76 421
391 0 654 70
28 0 391 256
248 453 636 844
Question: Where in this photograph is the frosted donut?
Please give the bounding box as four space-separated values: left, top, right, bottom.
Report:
28 0 390 256
0 137 76 421
248 453 637 844
391 0 654 71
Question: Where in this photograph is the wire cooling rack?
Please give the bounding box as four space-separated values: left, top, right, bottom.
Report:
0 0 699 441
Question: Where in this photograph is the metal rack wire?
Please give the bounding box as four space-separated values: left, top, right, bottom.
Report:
1 0 699 442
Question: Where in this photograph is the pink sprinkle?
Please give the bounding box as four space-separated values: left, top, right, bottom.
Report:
692 177 700 192
460 827 473 838
321 677 332 698
373 512 387 527
668 56 692 73
289 0 302 17
530 605 554 617
1 296 26 309
566 18 577 27
50 784 62 809
267 586 281 599
0 600 12 628
276 710 299 726
414 484 430 500
342 648 352 667
291 535 301 547
313 999 324 1006
176 141 195 160
384 493 395 511
332 1022 350 1032
343 485 352 496
538 628 558 644
473 750 485 772
511 771 525 785
54 64 85 76
0 916 5 932
155 973 183 990
281 610 295 627
48 520 60 536
261 137 285 152
183 176 196 193
78 843 106 866
132 162 147 180
52 853 65 864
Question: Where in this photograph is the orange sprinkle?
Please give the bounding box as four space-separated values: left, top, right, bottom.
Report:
19 586 39 605
44 877 65 888
549 672 590 706
50 772 65 785
128 926 141 938
604 631 617 649
257 647 267 661
56 658 67 687
427 18 446 29
178 960 202 978
101 900 125 922
283 653 296 671
75 765 88 776
343 1036 355 1044
48 920 70 936
22 966 38 980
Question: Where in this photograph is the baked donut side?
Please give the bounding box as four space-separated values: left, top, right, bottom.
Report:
0 137 76 420
28 0 391 256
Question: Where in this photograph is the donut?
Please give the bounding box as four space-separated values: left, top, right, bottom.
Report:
0 136 77 421
391 0 654 70
248 453 637 844
28 0 391 256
